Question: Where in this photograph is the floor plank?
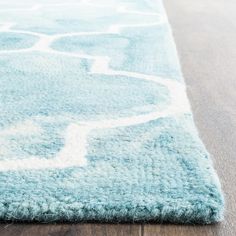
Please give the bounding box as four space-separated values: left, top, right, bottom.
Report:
143 224 220 236
0 224 142 236
144 0 236 235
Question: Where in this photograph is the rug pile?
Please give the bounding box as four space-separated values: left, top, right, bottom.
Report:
0 0 223 223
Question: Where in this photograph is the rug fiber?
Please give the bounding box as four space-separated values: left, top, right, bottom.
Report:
0 0 224 223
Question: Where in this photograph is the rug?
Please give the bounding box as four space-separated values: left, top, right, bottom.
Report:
0 0 224 223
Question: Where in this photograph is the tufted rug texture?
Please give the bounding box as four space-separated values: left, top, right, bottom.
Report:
0 0 224 223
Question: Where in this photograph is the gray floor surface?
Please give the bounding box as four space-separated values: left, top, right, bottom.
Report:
164 0 236 235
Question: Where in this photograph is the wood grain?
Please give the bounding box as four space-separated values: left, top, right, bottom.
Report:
143 224 221 236
0 0 236 235
144 0 236 235
0 224 141 236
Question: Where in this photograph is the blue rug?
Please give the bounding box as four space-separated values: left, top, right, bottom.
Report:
0 0 224 223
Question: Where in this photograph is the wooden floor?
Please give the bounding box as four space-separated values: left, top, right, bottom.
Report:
1 0 236 235
0 223 228 236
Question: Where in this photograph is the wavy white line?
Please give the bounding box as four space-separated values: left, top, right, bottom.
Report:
0 1 159 14
0 6 190 171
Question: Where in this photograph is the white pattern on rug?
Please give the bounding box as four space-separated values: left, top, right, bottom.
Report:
0 2 190 171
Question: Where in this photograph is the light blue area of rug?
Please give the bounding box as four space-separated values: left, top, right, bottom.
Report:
0 0 224 223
